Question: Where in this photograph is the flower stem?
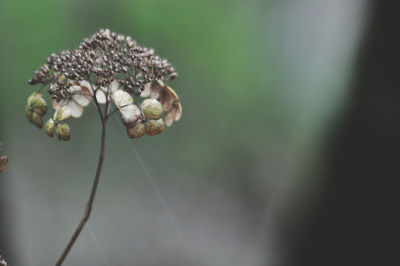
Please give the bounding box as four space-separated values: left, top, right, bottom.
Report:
55 116 107 266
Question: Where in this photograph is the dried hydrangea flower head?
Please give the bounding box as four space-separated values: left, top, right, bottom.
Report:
26 29 183 266
27 28 182 140
0 143 8 174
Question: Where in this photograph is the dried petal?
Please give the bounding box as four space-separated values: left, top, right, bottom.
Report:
54 105 72 121
174 102 182 121
120 104 141 126
111 89 133 108
109 79 120 93
68 101 84 118
95 89 107 104
160 85 179 111
127 121 146 139
145 118 164 136
142 99 162 120
164 108 176 127
79 80 95 96
72 93 90 107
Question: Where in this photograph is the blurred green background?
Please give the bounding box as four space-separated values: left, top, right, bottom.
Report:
0 0 368 265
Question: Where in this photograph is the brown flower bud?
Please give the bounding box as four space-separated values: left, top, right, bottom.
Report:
27 92 47 116
127 121 146 139
0 155 8 173
55 123 71 141
142 99 162 119
145 118 164 136
30 112 43 128
45 119 55 137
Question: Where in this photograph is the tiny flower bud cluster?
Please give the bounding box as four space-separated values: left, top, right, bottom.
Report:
27 29 182 141
29 29 177 100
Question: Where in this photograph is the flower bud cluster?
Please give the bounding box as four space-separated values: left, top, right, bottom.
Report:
29 29 177 101
25 92 47 128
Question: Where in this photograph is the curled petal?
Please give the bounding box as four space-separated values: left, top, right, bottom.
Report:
164 102 182 127
160 85 179 111
164 108 176 127
150 80 164 99
174 102 182 121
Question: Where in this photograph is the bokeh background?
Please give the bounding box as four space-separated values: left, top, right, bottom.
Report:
1 0 399 265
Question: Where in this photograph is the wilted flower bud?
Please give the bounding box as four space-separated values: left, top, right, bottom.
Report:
55 123 71 141
0 155 8 173
30 112 43 129
27 91 47 116
127 121 146 139
142 99 162 120
145 118 164 136
45 118 55 137
120 104 141 126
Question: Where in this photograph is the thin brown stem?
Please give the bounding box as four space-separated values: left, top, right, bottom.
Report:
55 105 107 266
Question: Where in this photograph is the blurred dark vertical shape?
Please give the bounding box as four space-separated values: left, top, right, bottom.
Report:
0 136 11 263
288 1 400 266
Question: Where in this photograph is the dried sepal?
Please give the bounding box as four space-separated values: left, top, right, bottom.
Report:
55 123 71 141
127 121 146 139
145 118 164 136
120 104 141 126
111 89 134 108
45 119 55 137
159 85 179 111
142 99 162 119
164 102 182 127
54 106 72 122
